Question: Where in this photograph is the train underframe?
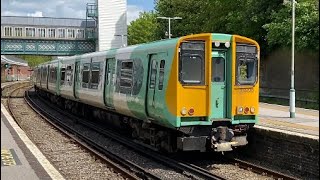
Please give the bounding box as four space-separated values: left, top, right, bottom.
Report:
36 87 252 153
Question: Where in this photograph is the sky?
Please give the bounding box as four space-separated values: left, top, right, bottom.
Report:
1 0 155 25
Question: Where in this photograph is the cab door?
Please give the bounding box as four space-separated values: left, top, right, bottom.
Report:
210 51 227 119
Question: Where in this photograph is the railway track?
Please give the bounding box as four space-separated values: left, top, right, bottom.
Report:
30 89 227 180
5 85 132 179
24 90 155 180
174 151 299 180
10 86 298 180
229 158 298 180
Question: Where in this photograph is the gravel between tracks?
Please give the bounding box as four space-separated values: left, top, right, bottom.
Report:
30 92 194 180
2 90 124 180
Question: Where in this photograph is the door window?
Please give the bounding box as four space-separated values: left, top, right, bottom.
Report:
158 60 165 90
149 60 157 89
212 57 225 82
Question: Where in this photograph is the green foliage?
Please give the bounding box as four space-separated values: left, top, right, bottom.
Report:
128 11 160 45
127 0 319 54
154 0 283 56
17 55 52 68
263 0 319 52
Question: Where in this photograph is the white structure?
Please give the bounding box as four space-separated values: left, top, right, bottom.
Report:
96 0 127 51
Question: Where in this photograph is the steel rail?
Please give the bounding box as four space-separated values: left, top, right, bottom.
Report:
25 90 156 180
36 91 227 180
230 158 298 180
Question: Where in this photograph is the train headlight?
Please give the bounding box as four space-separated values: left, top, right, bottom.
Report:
250 107 255 113
214 42 220 47
237 106 243 113
181 107 187 116
225 42 230 48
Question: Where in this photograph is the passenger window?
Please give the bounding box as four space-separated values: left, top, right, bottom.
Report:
82 63 90 88
49 67 57 83
149 60 157 89
90 62 100 89
120 61 133 88
158 60 165 90
60 67 65 85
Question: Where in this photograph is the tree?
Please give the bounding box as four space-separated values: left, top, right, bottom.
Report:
263 0 319 52
17 55 52 67
154 0 283 56
128 11 160 45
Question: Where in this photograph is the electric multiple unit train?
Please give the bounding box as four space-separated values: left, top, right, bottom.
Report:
33 33 260 152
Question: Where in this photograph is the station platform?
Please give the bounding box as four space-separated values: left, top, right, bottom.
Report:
257 102 319 137
1 103 64 180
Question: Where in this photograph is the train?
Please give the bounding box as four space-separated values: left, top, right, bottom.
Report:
33 33 260 152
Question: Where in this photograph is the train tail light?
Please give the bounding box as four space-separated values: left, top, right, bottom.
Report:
244 107 250 114
188 107 195 115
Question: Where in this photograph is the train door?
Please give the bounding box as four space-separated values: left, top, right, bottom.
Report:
146 53 166 119
146 54 159 118
73 61 80 98
46 65 50 89
104 58 115 108
211 51 227 119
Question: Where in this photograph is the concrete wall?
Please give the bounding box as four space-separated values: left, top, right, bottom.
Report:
97 0 127 51
240 127 319 179
260 49 319 100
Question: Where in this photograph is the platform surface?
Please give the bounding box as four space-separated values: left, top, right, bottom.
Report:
258 103 319 137
1 104 64 180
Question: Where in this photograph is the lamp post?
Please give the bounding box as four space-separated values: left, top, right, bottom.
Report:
290 0 296 118
157 16 182 39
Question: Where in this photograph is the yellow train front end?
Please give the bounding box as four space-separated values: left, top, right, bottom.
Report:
165 33 259 152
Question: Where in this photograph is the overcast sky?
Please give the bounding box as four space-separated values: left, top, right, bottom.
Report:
1 0 155 25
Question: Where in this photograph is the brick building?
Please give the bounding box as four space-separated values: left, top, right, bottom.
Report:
1 55 32 82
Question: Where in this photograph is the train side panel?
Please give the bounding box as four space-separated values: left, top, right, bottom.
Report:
59 57 76 99
76 54 106 108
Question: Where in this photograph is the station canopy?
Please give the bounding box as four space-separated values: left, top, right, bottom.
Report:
1 55 28 67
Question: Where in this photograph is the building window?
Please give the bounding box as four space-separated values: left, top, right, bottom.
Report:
4 27 12 37
76 29 85 39
158 60 165 90
26 27 36 37
90 62 100 89
57 29 65 38
82 63 90 88
48 28 56 38
67 29 75 38
38 28 46 38
14 27 23 37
